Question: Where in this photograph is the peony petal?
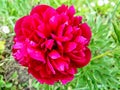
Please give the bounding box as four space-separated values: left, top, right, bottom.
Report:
62 36 71 41
43 7 57 22
56 41 63 53
45 39 54 50
13 42 24 49
13 50 23 60
74 36 88 45
49 15 59 30
72 26 82 38
58 64 65 71
37 66 47 78
84 47 91 65
31 13 42 27
80 23 92 42
56 4 68 14
14 16 26 36
30 5 51 18
27 48 45 63
13 46 29 66
64 42 77 52
67 67 77 74
44 24 52 37
57 24 65 36
70 48 91 68
60 13 69 24
61 75 74 85
36 31 45 38
36 23 46 38
68 53 81 60
67 5 75 18
47 60 56 74
29 40 37 47
55 36 70 42
21 16 37 37
73 16 82 25
51 57 69 71
64 26 73 35
49 50 61 59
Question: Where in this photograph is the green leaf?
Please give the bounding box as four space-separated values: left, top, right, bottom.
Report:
11 71 18 79
0 80 5 88
0 67 4 73
0 41 5 54
0 75 5 88
113 22 120 43
11 86 17 90
5 82 13 88
111 32 117 43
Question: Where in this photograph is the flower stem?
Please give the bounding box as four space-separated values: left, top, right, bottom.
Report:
91 51 111 60
92 46 120 60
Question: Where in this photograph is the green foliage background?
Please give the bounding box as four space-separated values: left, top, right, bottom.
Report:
0 0 120 90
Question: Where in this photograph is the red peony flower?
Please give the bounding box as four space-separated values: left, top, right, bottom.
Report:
12 4 92 85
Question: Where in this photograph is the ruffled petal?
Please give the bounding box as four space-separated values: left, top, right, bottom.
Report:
61 75 74 85
49 15 60 30
47 59 56 74
14 16 26 36
80 23 92 42
67 5 75 18
51 57 69 71
64 42 77 52
74 36 88 45
30 5 51 18
27 48 45 63
45 39 54 50
49 50 61 59
73 16 82 25
70 48 91 67
56 4 68 14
